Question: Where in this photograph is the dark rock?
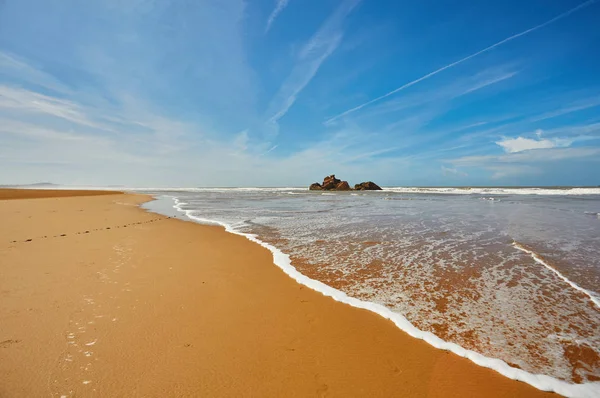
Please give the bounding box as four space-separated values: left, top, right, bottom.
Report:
323 174 341 187
322 181 337 190
335 181 351 191
308 175 382 191
321 174 351 191
354 181 382 191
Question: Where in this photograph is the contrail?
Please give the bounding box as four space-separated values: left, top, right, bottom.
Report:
325 0 598 124
265 0 290 33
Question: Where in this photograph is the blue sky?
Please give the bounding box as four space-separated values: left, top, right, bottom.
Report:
1 0 599 187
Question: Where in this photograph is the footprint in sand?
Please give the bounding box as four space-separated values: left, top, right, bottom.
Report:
0 339 21 348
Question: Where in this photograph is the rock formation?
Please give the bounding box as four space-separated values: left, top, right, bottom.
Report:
309 175 382 191
335 181 351 191
322 174 341 190
354 181 382 191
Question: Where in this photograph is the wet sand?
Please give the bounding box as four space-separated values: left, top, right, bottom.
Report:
0 189 555 397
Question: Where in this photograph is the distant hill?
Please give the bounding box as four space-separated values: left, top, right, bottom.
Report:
0 182 59 188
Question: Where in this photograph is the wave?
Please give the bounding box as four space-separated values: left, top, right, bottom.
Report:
384 187 600 196
166 196 600 398
129 187 307 193
512 241 600 309
35 186 600 197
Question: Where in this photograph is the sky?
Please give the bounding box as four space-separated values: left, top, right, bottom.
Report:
1 0 599 187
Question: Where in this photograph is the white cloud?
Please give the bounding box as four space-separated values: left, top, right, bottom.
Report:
445 146 600 180
496 134 572 153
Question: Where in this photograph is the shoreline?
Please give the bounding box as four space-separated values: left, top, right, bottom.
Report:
160 194 599 397
1 189 558 396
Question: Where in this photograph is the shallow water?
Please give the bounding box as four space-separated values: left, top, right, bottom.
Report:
141 187 600 387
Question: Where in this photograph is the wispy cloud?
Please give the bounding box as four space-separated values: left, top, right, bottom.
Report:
0 51 71 94
328 65 520 160
529 96 600 122
0 41 394 186
1 1 599 187
325 0 598 124
265 0 290 33
0 85 102 129
488 165 541 179
461 71 518 95
265 0 360 134
349 65 519 122
368 65 518 117
444 116 600 180
441 165 467 177
0 118 103 142
449 146 600 170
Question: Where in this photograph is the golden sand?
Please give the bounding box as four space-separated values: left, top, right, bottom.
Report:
0 189 555 397
0 188 121 200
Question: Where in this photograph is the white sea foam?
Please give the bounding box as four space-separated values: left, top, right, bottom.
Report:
384 187 600 195
130 187 307 193
512 242 600 309
138 185 600 197
19 185 600 197
167 197 600 398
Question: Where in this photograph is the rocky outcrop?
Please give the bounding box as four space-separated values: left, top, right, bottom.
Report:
354 181 382 191
308 175 382 191
321 175 341 190
335 181 351 191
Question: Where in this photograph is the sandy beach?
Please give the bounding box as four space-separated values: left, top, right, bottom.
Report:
0 189 555 397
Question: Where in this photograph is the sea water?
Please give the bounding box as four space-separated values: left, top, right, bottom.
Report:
141 187 600 397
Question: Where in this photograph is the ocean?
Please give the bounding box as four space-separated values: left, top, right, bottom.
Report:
141 187 600 397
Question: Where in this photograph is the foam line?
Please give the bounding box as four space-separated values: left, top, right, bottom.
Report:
512 242 600 309
168 196 599 398
129 187 600 195
383 187 600 195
